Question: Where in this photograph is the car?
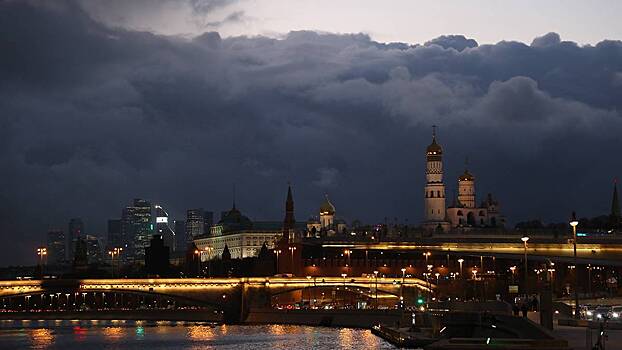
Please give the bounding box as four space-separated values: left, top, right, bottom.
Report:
609 306 622 319
582 305 598 320
594 306 612 320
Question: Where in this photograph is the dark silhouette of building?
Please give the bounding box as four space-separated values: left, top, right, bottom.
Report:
73 237 88 272
145 235 170 276
107 219 122 249
283 184 295 241
67 218 84 261
46 229 65 265
174 220 187 252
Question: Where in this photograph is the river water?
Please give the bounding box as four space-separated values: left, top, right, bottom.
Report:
0 320 394 349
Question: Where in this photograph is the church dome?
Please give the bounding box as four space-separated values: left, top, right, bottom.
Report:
426 137 443 155
320 195 336 215
459 169 475 181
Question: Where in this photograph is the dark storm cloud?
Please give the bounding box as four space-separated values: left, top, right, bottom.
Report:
1 1 622 264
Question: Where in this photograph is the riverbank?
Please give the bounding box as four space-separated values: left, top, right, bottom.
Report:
0 309 223 322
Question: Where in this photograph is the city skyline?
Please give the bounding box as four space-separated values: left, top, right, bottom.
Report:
2 1 622 266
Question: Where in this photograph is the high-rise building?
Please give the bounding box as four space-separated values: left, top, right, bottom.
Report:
154 205 176 252
85 235 103 264
67 218 84 261
203 211 214 234
46 229 66 265
107 219 122 249
121 199 153 262
174 220 187 252
186 208 205 241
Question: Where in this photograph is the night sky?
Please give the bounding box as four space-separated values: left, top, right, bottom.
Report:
1 1 622 265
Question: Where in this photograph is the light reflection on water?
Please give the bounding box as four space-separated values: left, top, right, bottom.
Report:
0 321 394 349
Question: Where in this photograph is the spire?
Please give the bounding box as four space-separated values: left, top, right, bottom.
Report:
232 184 236 210
283 183 296 237
611 178 620 219
432 124 437 138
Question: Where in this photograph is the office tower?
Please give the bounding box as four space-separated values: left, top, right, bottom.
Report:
121 198 153 262
67 218 84 261
46 229 66 265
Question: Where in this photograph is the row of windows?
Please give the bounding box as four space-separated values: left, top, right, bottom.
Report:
426 190 443 198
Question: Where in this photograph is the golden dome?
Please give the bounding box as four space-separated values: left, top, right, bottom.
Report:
426 137 443 156
320 195 335 215
459 169 475 181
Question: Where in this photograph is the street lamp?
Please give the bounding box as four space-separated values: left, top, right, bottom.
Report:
341 273 347 308
458 258 464 278
400 268 406 309
510 266 517 284
423 252 431 266
108 247 122 278
570 212 580 319
344 249 351 267
521 236 529 295
194 249 201 277
373 270 379 309
204 247 213 278
274 249 281 274
36 247 47 266
289 246 297 274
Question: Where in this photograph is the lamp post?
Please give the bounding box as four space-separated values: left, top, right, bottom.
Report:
36 247 47 266
108 247 122 278
205 247 213 278
274 249 281 274
373 270 379 309
521 236 529 295
400 268 406 309
344 249 351 268
341 273 347 308
458 258 464 278
510 266 517 284
423 251 431 266
289 246 297 274
570 213 580 319
194 249 201 277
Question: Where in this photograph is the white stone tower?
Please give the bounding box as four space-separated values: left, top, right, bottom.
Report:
458 161 476 208
423 127 450 231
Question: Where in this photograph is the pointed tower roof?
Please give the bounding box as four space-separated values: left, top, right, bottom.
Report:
426 125 443 155
459 157 475 181
320 194 336 215
612 179 621 218
283 183 296 234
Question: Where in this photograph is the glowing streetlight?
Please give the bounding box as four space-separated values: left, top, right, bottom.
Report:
423 251 431 266
274 249 282 273
457 258 464 277
36 247 47 266
289 246 297 274
194 249 201 277
570 212 580 319
521 236 529 295
373 270 379 309
108 247 122 278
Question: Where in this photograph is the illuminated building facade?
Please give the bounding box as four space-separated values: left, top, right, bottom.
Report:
306 195 347 236
422 129 505 231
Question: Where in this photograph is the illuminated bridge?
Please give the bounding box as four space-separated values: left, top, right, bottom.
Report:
0 277 433 322
317 234 622 265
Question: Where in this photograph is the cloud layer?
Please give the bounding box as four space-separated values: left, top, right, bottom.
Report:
1 1 622 264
